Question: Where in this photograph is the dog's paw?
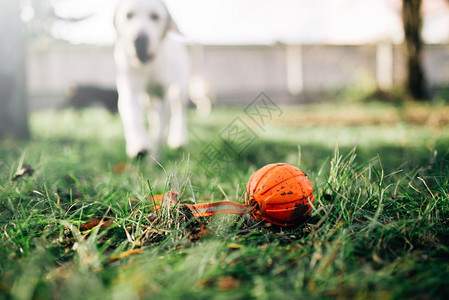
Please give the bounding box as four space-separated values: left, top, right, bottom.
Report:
126 146 150 159
136 150 148 160
167 136 187 150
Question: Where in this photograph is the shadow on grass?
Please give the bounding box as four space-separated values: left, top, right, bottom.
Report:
180 136 449 176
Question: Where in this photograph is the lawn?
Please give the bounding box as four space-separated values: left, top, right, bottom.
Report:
1 101 449 299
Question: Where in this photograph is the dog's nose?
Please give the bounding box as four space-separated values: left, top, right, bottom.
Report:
134 34 150 63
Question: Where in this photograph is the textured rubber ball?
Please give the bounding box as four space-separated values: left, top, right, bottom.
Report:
245 163 314 227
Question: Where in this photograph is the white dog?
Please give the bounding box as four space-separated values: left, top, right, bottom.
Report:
114 0 189 158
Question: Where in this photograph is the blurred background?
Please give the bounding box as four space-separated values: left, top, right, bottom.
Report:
1 0 449 138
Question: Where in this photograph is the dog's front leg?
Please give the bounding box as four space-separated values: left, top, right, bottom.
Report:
167 84 188 149
148 98 169 159
117 75 150 158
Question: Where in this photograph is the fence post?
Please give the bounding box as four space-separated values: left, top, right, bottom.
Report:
286 45 304 96
0 0 30 139
376 41 394 91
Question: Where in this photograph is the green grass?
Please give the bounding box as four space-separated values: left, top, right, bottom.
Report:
1 102 449 299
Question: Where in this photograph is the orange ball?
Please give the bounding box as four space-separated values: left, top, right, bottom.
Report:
245 163 314 227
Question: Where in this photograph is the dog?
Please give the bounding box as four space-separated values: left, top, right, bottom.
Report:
114 0 189 159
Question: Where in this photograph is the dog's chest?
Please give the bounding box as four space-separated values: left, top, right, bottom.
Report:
140 52 172 81
146 81 165 99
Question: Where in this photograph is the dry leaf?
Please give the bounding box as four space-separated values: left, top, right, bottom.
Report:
189 224 209 241
148 212 158 223
217 276 240 291
227 243 243 249
80 219 114 231
196 278 214 288
113 162 128 174
13 164 34 180
196 275 240 290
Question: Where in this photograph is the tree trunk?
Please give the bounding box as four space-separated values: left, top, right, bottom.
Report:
402 0 428 100
0 0 30 139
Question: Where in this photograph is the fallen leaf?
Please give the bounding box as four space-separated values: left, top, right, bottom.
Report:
196 276 240 290
12 164 34 180
217 276 240 291
372 253 383 264
189 224 209 241
227 243 243 249
113 162 128 174
80 219 114 231
148 212 158 223
196 278 214 288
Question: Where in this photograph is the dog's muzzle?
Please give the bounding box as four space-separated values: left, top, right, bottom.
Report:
134 34 151 63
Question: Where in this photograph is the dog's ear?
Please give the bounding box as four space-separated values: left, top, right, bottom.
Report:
113 10 118 32
163 3 183 36
113 1 126 35
113 4 120 34
167 15 182 35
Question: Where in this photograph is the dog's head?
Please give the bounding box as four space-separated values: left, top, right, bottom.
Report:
114 0 180 65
